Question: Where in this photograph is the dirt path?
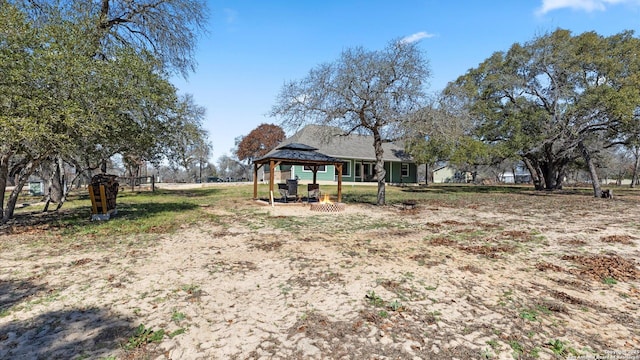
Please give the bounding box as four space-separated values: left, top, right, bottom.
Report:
1 194 639 359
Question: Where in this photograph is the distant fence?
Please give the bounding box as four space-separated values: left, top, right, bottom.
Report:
119 176 156 192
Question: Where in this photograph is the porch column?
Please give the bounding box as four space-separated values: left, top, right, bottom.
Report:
336 163 343 202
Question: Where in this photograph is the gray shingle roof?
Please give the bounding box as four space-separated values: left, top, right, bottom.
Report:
254 142 344 165
273 125 412 162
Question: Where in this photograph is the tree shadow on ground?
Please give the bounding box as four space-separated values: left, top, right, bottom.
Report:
1 199 201 236
0 279 47 316
110 201 199 221
401 185 533 194
129 188 222 198
1 279 136 359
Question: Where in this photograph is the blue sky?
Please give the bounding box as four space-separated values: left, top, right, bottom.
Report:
170 0 640 163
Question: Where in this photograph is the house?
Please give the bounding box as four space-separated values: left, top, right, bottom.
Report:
262 125 417 184
499 170 532 184
432 164 472 183
432 162 533 184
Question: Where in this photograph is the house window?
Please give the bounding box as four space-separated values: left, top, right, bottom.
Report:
303 165 326 172
401 163 409 177
335 162 350 176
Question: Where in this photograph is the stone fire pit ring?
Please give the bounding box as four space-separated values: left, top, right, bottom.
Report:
309 202 346 212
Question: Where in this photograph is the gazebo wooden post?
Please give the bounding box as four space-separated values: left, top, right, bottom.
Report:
312 166 318 184
253 163 258 199
269 160 275 204
336 163 343 202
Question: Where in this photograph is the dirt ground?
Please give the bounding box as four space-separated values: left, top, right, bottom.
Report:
1 189 639 359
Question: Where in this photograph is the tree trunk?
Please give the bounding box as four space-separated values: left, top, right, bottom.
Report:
542 163 554 190
3 159 39 223
554 166 565 190
43 157 65 212
54 167 87 212
538 160 566 190
631 147 639 188
523 157 544 190
578 141 601 198
0 151 13 221
372 130 386 206
424 163 429 186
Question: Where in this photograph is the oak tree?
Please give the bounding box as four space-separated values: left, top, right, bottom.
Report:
236 123 286 164
446 29 640 196
0 1 210 221
271 39 431 205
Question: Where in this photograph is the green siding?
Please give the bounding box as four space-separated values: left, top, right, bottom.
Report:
292 164 335 181
280 159 416 183
385 162 417 183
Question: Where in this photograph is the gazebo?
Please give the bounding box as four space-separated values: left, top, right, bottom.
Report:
253 143 345 204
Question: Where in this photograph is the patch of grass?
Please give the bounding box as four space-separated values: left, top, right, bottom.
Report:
6 188 231 245
6 290 64 315
168 328 186 338
480 348 494 359
388 299 403 311
486 339 499 350
152 296 168 304
603 277 617 285
124 324 165 350
365 290 385 307
279 283 292 296
547 339 565 355
427 310 442 322
529 347 541 358
509 340 524 357
171 310 186 323
266 216 306 231
181 284 200 293
519 308 538 321
498 289 514 307
547 339 579 357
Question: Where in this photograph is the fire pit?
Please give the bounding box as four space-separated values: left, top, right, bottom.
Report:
309 194 346 212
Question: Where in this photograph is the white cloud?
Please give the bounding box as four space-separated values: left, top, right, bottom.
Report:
400 31 436 44
536 0 635 15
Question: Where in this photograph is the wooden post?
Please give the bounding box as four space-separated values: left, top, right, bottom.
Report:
88 186 98 214
99 185 107 214
336 163 343 203
269 160 275 204
253 163 258 199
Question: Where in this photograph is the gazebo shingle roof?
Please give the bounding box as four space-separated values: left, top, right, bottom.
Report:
253 142 345 166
